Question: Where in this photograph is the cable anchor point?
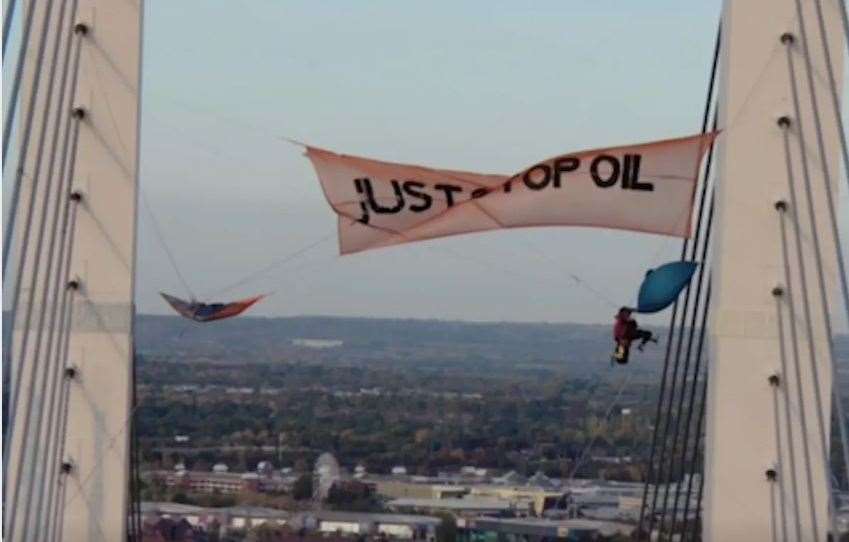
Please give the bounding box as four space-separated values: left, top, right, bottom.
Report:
64 366 78 380
780 33 795 45
768 373 780 386
771 285 784 297
765 468 778 482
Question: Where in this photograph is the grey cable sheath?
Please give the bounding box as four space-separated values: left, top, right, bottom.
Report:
31 196 78 542
2 0 58 401
779 119 837 539
773 293 805 542
2 0 53 262
2 0 17 60
639 26 721 537
42 199 82 542
668 275 714 534
812 0 849 196
1 0 37 168
679 373 708 540
636 261 684 539
3 0 70 473
839 0 849 62
771 376 789 542
21 10 82 534
3 0 64 489
3 2 73 536
658 137 717 535
795 1 849 486
25 35 84 541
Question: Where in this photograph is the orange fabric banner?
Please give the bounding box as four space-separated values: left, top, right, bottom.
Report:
306 132 717 255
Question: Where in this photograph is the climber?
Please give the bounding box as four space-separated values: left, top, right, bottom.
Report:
612 307 657 364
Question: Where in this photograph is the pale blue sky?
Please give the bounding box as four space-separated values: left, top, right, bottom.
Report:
136 1 726 324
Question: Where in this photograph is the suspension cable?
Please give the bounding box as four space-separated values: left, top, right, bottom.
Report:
43 196 82 541
681 373 708 541
1 0 37 167
1 0 55 270
26 26 84 542
790 2 849 486
636 23 721 540
646 116 717 539
771 276 805 542
667 272 714 532
2 28 84 468
12 4 80 535
778 111 837 538
838 0 849 61
657 126 717 537
677 316 711 539
3 7 77 537
1 0 17 60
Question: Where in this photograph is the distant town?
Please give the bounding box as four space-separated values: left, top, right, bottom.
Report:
134 315 849 541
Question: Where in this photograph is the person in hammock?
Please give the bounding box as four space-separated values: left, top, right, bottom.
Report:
160 292 264 322
612 307 657 364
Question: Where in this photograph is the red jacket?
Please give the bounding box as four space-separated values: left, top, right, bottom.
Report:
614 314 636 342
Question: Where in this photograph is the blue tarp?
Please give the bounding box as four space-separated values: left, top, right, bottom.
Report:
636 261 698 313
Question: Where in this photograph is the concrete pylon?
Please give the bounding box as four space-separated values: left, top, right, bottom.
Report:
707 0 844 540
5 1 143 540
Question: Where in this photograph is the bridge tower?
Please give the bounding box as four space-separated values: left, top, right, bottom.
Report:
5 0 143 540
707 0 844 540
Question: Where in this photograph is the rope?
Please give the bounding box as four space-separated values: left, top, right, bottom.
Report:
637 23 721 540
207 233 336 298
520 241 618 308
792 3 849 488
778 116 835 538
139 190 197 300
565 372 634 482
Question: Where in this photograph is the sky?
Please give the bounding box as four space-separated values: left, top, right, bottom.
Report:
135 1 727 324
